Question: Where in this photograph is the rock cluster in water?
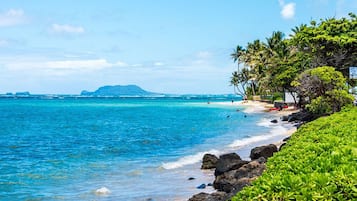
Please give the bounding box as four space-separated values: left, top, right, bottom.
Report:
189 144 279 201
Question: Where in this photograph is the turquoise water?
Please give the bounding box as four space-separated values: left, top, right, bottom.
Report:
0 97 283 200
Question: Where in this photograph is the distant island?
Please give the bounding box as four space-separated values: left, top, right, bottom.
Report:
80 85 160 97
0 85 238 99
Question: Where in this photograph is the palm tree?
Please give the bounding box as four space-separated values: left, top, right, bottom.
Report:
230 45 245 73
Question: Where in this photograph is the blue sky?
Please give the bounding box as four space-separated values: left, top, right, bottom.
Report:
0 0 356 94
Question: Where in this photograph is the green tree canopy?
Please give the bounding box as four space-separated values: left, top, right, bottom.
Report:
292 66 354 114
290 13 357 77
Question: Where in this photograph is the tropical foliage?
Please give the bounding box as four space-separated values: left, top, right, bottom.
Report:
231 107 357 201
292 66 354 113
230 13 356 112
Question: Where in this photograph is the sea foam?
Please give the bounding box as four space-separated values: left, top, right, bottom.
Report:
161 149 221 170
95 187 111 196
229 125 288 148
257 118 275 127
162 124 289 170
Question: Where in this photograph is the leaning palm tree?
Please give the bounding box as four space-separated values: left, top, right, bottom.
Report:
230 45 245 73
230 68 251 97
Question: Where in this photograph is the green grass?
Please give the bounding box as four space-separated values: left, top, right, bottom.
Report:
231 107 357 201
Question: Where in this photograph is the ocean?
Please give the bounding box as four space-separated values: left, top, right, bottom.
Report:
0 97 292 201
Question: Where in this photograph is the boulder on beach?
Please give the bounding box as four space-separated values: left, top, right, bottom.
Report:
281 115 289 121
234 158 266 179
214 153 249 176
213 158 266 193
287 111 316 122
188 192 228 201
201 154 218 169
188 177 195 180
197 183 206 189
270 119 278 123
250 144 278 160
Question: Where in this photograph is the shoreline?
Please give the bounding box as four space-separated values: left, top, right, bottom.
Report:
213 100 298 149
185 100 299 201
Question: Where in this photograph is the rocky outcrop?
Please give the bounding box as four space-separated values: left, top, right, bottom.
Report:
213 158 266 193
189 141 285 200
214 153 249 176
188 192 228 201
250 144 278 160
201 154 218 169
281 111 317 123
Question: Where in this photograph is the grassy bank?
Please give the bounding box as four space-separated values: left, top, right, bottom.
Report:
231 107 357 201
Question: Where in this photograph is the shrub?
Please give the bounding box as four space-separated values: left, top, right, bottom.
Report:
293 66 354 114
231 107 357 201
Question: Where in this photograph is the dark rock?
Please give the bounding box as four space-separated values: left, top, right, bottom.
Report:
281 115 289 121
250 144 278 160
287 111 316 123
188 192 228 201
210 192 229 201
213 172 256 193
213 159 266 193
270 119 278 123
213 170 237 192
255 156 267 163
234 159 266 180
214 153 249 176
287 115 296 122
201 154 218 169
188 192 210 201
207 183 213 186
283 136 291 142
197 184 206 189
188 177 195 180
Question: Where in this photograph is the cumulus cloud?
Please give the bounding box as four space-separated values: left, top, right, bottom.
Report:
51 23 85 34
0 9 27 27
5 59 129 75
278 0 296 20
45 59 111 70
281 3 296 19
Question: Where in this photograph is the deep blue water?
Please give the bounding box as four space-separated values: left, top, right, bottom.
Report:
0 97 284 200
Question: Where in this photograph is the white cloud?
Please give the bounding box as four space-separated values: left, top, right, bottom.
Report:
4 59 130 75
154 62 164 66
278 1 296 20
45 59 111 70
51 23 85 34
0 9 26 27
281 3 296 19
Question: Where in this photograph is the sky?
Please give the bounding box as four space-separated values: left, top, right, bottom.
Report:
0 0 356 95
